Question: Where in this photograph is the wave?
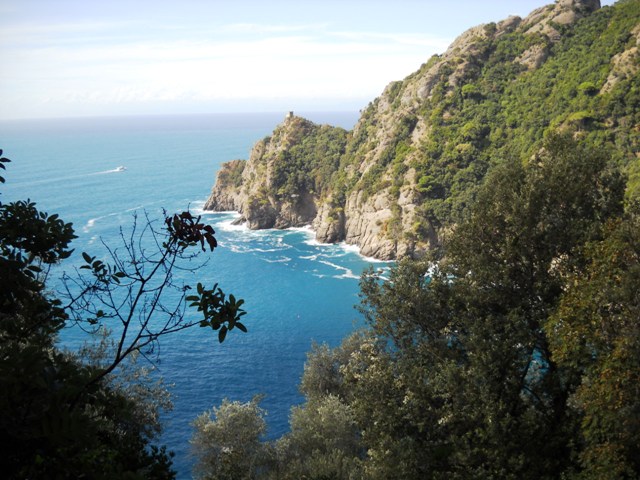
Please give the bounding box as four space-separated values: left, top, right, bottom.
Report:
318 260 359 280
263 256 292 264
304 237 331 248
188 207 394 265
216 214 246 232
303 235 391 263
227 243 250 254
338 242 361 254
254 246 291 253
217 219 315 238
84 218 97 231
223 239 292 256
286 225 315 235
187 200 208 216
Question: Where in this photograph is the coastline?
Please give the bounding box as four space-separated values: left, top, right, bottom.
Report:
200 207 393 265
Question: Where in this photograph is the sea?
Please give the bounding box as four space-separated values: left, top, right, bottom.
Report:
0 112 391 479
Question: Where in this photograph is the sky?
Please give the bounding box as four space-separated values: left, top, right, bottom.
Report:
0 0 616 120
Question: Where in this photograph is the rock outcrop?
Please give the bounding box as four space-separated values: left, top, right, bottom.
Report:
205 115 346 230
204 160 245 212
601 23 640 94
205 0 640 260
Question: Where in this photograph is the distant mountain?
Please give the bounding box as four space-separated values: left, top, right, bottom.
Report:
205 0 640 259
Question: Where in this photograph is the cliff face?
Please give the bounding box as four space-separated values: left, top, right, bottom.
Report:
204 116 348 229
205 0 640 260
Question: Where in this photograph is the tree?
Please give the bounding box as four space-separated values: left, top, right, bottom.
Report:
61 209 247 389
274 394 363 480
191 397 272 480
354 134 626 478
547 213 640 479
190 134 636 479
0 149 246 478
270 334 371 480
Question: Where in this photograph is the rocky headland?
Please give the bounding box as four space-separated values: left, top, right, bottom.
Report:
205 0 640 260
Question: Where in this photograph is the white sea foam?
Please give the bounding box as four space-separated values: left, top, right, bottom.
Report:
214 215 394 266
124 204 148 213
334 271 360 280
14 166 126 188
188 200 208 216
334 242 390 263
254 246 290 253
303 236 331 247
82 213 116 233
359 254 393 264
217 217 247 232
286 225 315 235
228 244 248 254
338 242 361 254
318 260 358 280
301 233 391 264
83 205 153 233
263 256 292 263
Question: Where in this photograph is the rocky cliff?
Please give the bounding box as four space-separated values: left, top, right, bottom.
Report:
204 116 348 229
205 0 640 259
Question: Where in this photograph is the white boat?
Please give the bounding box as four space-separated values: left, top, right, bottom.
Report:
115 166 126 172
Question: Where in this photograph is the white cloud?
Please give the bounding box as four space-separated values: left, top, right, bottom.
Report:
0 16 452 119
0 20 142 47
330 30 451 50
219 22 328 35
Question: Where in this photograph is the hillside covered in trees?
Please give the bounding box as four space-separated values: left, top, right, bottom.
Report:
195 133 640 479
194 0 640 478
205 0 640 260
2 0 639 479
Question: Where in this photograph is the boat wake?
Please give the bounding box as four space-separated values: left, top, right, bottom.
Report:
11 166 128 188
92 166 126 175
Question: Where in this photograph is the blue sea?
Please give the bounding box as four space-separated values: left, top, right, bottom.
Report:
0 112 389 478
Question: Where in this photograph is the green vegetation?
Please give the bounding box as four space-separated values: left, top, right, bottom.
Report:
404 0 640 230
193 134 640 479
192 3 640 476
240 0 639 243
0 150 246 478
548 214 640 478
191 397 272 480
358 114 417 201
268 117 349 200
217 160 246 188
5 1 640 478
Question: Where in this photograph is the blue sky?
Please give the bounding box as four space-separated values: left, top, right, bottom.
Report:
0 0 616 119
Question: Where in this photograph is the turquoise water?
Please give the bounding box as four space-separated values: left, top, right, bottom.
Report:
0 112 389 478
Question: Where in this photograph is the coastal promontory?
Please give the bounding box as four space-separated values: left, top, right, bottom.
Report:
205 0 640 259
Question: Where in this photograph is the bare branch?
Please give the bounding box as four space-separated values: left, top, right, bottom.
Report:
60 209 247 393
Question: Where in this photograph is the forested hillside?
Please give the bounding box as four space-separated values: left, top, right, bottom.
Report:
2 1 639 478
205 0 640 259
195 133 640 480
194 1 640 478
